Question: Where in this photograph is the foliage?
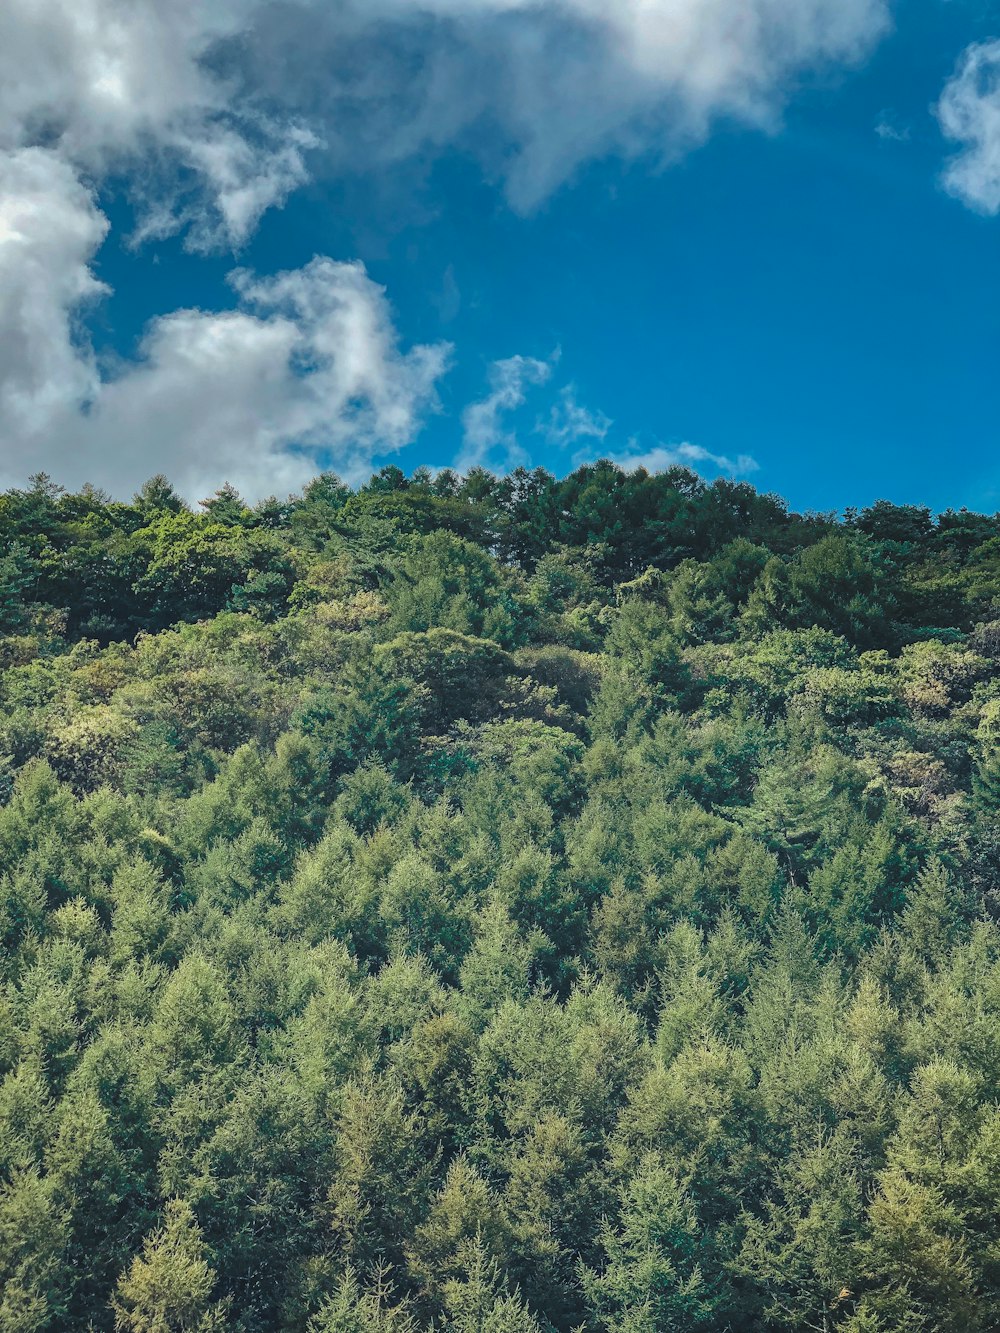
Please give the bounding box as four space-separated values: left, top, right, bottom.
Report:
2 467 1000 1330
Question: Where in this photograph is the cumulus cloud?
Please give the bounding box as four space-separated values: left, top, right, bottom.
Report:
459 354 553 470
0 0 318 250
599 441 759 478
0 0 898 258
0 251 452 501
1 0 885 221
0 149 108 442
0 0 894 237
938 40 1000 215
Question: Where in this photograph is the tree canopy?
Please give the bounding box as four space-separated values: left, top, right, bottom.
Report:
3 462 1000 1331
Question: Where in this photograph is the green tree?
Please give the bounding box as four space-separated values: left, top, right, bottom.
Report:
112 1200 228 1333
584 1160 726 1333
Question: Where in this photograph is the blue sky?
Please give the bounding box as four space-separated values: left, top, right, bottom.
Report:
3 0 1000 512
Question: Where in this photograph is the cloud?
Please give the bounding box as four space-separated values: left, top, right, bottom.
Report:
0 0 317 250
0 149 108 443
598 441 759 478
0 251 452 501
257 0 890 211
0 2 453 500
0 0 895 239
938 40 1000 215
540 385 612 446
459 354 553 470
875 116 910 143
459 366 756 482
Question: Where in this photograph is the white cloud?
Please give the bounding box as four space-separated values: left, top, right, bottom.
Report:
259 0 891 210
0 149 109 446
0 2 455 498
598 441 758 478
0 0 317 250
938 41 1000 215
0 252 452 501
460 354 552 470
0 0 894 236
540 385 612 446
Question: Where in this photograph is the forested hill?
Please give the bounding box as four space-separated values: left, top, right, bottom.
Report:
5 461 1000 1332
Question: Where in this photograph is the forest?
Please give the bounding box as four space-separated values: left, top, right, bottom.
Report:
4 459 1000 1332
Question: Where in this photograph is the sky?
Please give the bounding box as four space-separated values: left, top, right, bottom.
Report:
1 0 1000 514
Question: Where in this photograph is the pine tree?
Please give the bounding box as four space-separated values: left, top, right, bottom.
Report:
439 1238 542 1333
971 746 1000 820
112 1199 228 1332
308 1264 417 1333
583 1159 725 1333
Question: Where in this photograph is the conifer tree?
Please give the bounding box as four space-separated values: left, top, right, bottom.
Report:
112 1199 228 1333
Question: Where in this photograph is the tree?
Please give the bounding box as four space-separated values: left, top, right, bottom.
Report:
328 1069 435 1276
308 1265 417 1333
372 630 516 733
438 1239 543 1333
0 1169 71 1333
0 543 37 634
134 476 187 516
390 531 525 647
112 1199 228 1333
736 1130 864 1331
583 1160 726 1333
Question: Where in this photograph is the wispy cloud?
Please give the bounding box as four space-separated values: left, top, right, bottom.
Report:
459 355 553 471
938 40 1000 215
540 385 612 447
459 359 618 471
875 117 910 143
595 441 759 478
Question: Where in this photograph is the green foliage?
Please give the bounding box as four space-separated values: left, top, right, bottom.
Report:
389 531 526 646
112 1199 228 1332
3 464 1000 1331
584 1159 726 1332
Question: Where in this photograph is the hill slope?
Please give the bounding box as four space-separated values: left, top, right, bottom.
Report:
3 464 1000 1331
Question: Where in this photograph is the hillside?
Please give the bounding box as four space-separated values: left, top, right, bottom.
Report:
3 462 1000 1331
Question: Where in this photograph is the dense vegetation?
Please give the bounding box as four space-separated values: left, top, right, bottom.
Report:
6 461 1000 1332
